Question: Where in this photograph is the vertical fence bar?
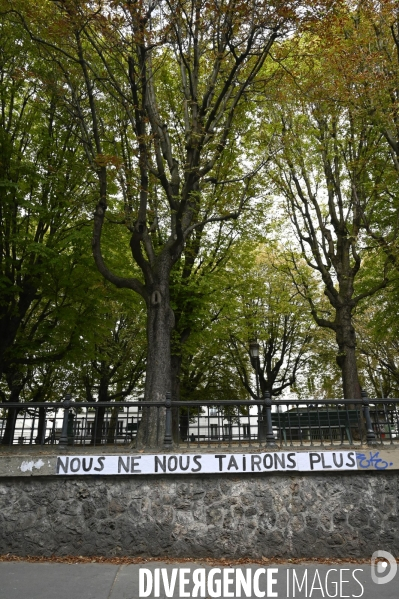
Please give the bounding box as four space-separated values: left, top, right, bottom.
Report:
59 394 72 448
362 390 377 446
29 411 36 445
164 392 172 448
158 405 162 447
93 405 97 447
342 403 349 445
310 403 316 447
50 415 56 445
247 406 252 447
384 403 393 444
67 411 75 446
264 391 277 447
20 410 27 444
370 402 380 442
207 406 211 449
275 405 282 447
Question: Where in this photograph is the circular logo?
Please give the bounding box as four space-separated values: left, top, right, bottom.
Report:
371 551 397 585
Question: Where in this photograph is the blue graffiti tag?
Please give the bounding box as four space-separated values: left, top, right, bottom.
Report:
356 451 393 470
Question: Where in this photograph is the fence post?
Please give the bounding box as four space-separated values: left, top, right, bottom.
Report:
164 392 173 448
59 394 72 448
264 391 277 446
362 390 377 446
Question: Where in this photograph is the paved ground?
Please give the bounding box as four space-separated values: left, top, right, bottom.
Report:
0 560 397 599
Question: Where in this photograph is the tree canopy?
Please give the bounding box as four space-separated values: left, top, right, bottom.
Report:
1 0 399 446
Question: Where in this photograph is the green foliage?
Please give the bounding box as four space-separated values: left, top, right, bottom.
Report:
2 0 399 411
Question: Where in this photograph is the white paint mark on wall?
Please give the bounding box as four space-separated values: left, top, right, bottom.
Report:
20 459 45 472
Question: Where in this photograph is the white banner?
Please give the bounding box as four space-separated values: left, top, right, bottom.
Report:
55 451 357 475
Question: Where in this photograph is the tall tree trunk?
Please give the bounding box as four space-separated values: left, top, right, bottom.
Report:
107 378 123 444
107 406 119 444
35 407 47 444
334 304 364 441
91 372 109 445
335 305 362 400
1 371 25 445
1 408 19 445
137 279 174 447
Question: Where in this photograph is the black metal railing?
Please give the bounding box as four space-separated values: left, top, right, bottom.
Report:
0 391 398 448
0 398 161 448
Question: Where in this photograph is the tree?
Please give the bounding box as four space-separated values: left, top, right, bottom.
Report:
8 0 329 444
355 281 399 399
256 24 395 398
301 1 399 275
226 244 314 399
0 15 100 442
76 301 146 444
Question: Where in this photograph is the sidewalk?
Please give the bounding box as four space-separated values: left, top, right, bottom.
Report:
0 560 397 599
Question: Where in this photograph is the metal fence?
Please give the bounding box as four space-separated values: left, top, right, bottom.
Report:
0 391 398 448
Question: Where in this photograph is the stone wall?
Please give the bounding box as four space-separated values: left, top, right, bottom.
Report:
0 471 397 558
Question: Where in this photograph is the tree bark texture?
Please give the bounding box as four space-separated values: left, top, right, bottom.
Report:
1 370 26 445
335 305 362 400
137 277 174 447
